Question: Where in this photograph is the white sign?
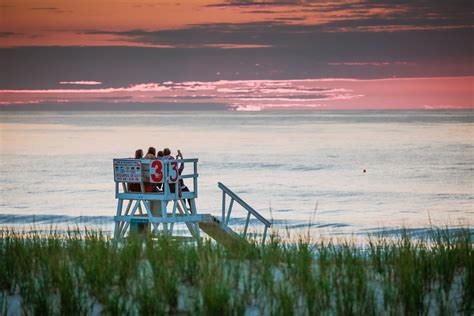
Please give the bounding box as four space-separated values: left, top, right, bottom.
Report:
113 159 142 183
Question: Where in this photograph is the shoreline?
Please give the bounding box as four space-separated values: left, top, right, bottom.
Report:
0 214 474 245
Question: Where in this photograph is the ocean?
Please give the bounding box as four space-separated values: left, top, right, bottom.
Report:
0 110 473 239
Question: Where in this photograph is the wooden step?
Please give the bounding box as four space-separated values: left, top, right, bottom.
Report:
198 216 246 248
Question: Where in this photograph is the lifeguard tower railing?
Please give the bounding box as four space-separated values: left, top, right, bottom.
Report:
113 158 272 245
114 158 198 200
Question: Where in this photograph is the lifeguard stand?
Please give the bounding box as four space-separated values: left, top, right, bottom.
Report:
113 158 271 245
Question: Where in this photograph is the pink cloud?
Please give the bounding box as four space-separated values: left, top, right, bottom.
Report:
59 81 102 85
1 83 171 94
0 100 41 105
328 62 416 67
204 44 273 49
232 103 326 111
327 25 472 33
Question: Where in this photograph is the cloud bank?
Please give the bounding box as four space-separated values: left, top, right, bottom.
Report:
1 77 472 111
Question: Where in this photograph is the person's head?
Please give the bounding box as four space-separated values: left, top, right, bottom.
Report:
157 151 164 157
163 148 171 156
147 147 156 156
135 149 143 159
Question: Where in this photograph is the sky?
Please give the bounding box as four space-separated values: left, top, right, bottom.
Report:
0 0 472 110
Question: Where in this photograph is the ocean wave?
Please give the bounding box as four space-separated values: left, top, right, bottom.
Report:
214 162 286 170
0 214 113 225
288 222 350 229
361 227 474 238
290 164 332 171
273 209 294 213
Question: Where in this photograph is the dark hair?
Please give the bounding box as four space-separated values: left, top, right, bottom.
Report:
163 148 171 156
147 147 156 156
135 149 143 159
157 151 164 157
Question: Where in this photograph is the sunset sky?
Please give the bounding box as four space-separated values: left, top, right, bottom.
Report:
0 0 472 110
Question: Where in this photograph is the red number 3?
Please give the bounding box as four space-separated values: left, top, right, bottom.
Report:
151 160 163 182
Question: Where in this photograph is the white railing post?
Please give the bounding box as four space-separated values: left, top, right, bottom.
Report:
221 191 226 224
193 161 198 198
226 198 234 225
243 212 251 238
262 226 268 244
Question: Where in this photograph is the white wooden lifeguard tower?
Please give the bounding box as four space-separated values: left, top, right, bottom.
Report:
113 158 271 246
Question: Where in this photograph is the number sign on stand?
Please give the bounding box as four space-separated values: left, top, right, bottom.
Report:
148 160 178 183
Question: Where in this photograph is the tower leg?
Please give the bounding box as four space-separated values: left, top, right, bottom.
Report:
149 200 162 235
143 201 161 235
161 200 168 234
119 200 133 233
114 199 124 239
169 200 178 235
120 200 141 238
176 201 199 240
190 199 201 239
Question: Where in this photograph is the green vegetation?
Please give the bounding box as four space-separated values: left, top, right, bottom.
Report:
0 228 472 315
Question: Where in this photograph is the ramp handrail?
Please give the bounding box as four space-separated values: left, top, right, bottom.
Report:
218 182 271 243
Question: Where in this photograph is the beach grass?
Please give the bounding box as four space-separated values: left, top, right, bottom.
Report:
0 227 472 315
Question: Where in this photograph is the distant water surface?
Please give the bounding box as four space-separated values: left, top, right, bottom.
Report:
0 110 472 238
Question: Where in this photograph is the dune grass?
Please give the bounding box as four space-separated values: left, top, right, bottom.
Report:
0 227 472 315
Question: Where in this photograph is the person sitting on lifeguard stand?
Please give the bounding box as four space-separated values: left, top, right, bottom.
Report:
162 148 185 194
144 147 156 159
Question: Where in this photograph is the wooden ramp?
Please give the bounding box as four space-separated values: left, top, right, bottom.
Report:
198 215 246 248
196 183 273 247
